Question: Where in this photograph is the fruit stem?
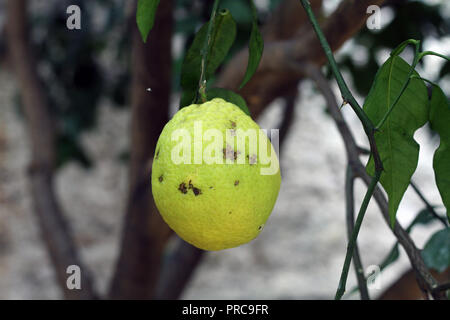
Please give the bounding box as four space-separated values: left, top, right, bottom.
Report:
198 0 221 103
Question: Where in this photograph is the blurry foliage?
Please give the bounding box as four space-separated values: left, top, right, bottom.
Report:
16 0 449 168
173 0 279 90
22 0 127 168
333 0 450 97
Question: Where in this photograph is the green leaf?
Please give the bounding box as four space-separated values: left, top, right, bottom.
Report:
364 56 429 226
438 60 450 79
429 85 450 222
180 10 237 107
220 0 253 25
380 244 400 270
422 228 450 273
239 0 264 90
207 88 251 116
407 208 437 232
180 90 197 110
136 0 160 43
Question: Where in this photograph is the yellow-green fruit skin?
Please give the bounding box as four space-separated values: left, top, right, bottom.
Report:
151 98 281 251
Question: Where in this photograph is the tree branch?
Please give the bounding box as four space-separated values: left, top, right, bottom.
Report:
303 62 443 299
108 0 174 299
6 0 97 299
154 237 204 299
278 92 298 152
410 181 448 227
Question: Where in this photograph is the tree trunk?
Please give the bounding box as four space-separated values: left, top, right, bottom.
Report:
108 0 174 299
6 0 97 299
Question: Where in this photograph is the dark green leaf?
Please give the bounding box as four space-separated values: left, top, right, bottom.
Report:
220 0 253 25
136 0 160 43
407 208 437 232
207 88 250 116
429 85 450 222
364 56 429 226
180 9 237 107
380 244 400 270
422 228 450 273
438 60 450 79
239 0 263 90
56 134 92 169
346 207 434 298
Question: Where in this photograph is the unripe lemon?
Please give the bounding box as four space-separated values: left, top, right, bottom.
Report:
151 98 281 250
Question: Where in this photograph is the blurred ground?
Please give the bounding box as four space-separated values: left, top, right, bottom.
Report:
0 66 445 299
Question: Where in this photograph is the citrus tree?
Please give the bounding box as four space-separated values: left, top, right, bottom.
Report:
5 0 449 299
138 0 450 299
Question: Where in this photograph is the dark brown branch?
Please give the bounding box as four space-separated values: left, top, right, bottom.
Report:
6 0 97 299
154 237 204 299
262 0 323 41
108 0 174 299
278 92 298 152
303 63 444 299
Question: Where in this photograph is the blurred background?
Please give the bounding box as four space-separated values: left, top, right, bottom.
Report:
0 0 449 299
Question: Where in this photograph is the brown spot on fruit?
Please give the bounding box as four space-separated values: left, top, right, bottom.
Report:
155 148 160 159
192 187 201 196
230 120 236 128
234 180 239 186
258 225 264 231
185 180 202 196
158 175 163 182
178 182 187 194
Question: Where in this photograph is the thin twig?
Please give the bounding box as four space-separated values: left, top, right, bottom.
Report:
278 92 298 152
410 181 448 227
335 170 381 300
302 62 443 299
299 0 382 173
345 166 370 300
299 0 384 299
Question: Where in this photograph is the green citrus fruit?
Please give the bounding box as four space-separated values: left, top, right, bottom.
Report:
151 98 281 251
